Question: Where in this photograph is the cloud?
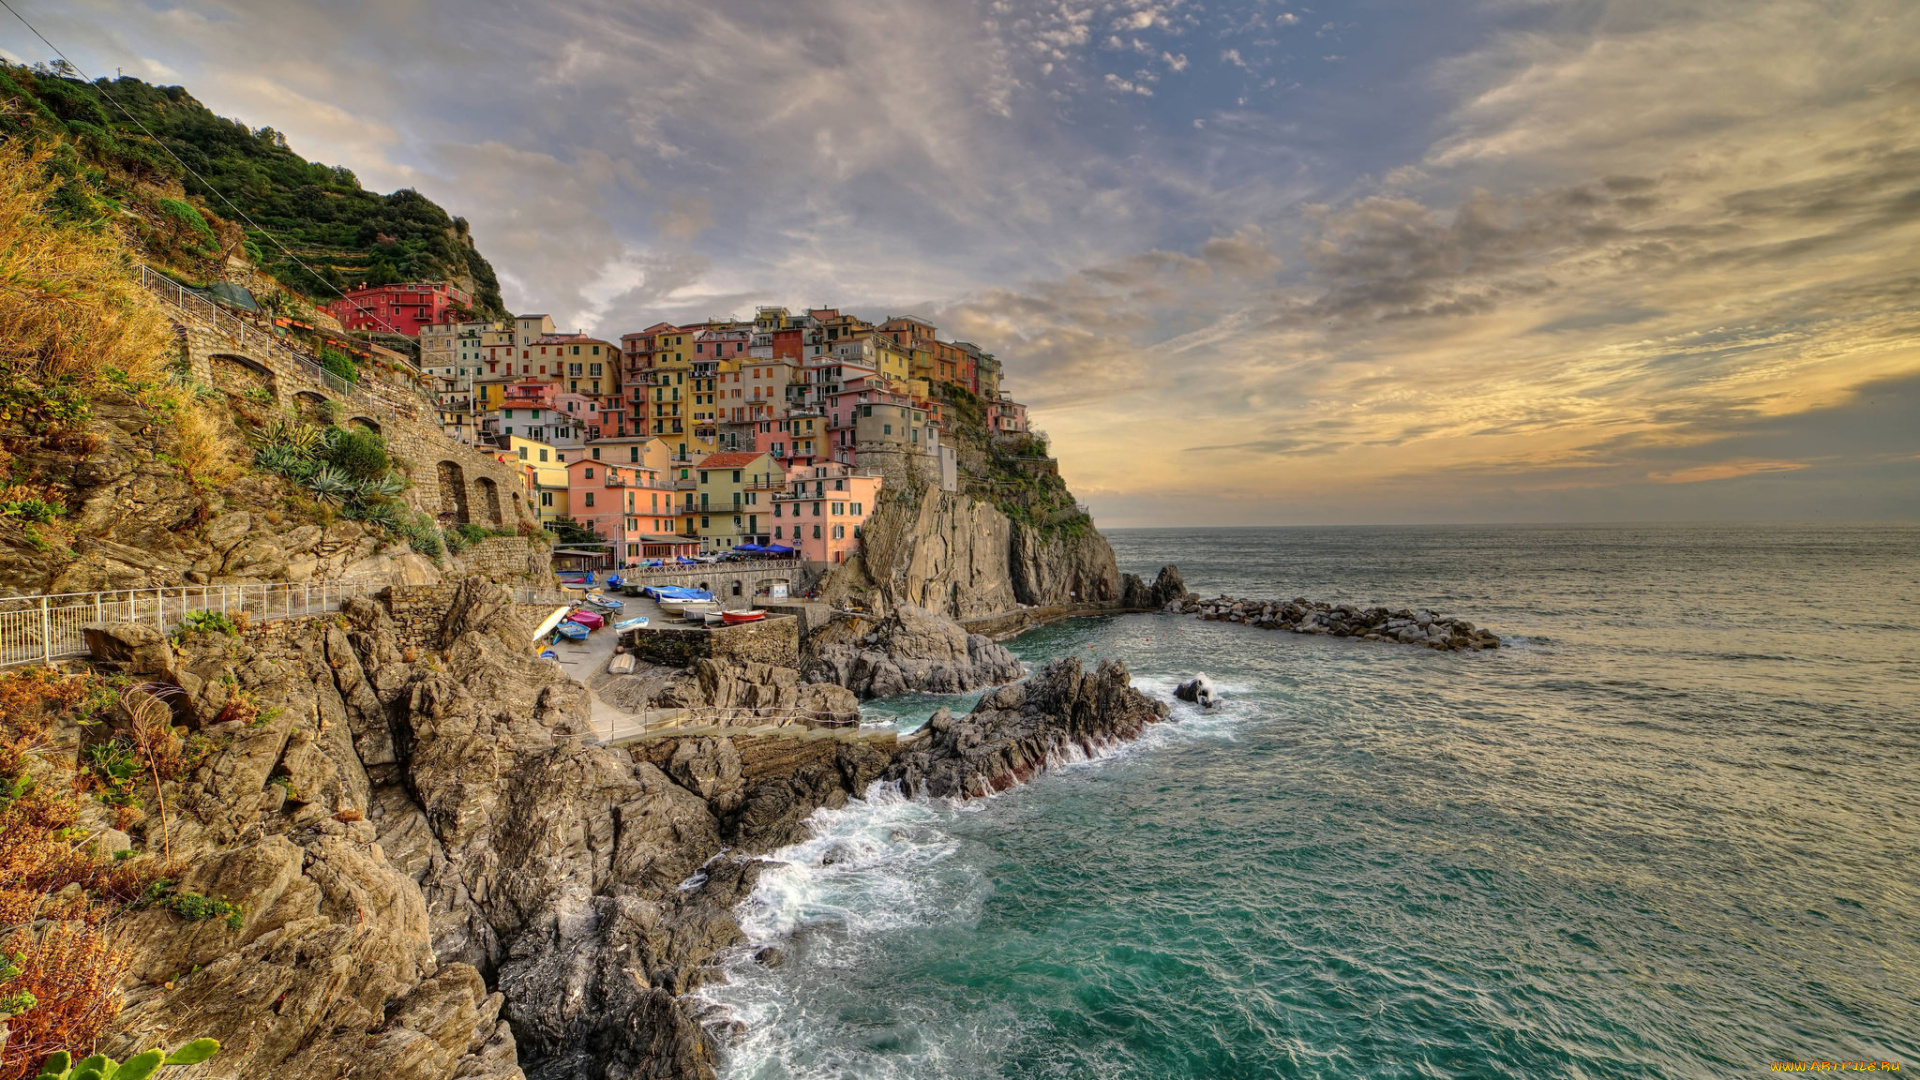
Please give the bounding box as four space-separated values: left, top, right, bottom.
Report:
1646 459 1810 484
9 0 1916 524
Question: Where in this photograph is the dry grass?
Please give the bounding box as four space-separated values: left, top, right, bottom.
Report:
0 147 173 390
0 669 161 1080
169 395 243 489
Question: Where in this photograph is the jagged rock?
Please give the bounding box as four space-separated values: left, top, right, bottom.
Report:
1121 564 1187 610
1173 674 1218 707
886 657 1168 800
806 604 1024 699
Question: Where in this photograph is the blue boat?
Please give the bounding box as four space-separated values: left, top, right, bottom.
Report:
612 616 650 632
606 574 622 590
551 621 590 642
587 595 624 611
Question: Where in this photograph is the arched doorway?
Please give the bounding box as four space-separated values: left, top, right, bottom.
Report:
347 415 382 434
731 580 743 597
209 353 278 401
436 460 469 525
474 476 503 525
292 391 329 424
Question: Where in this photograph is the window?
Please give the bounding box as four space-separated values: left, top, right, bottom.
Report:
883 424 892 435
538 449 549 462
812 524 821 539
700 471 709 483
774 526 782 539
585 467 594 478
518 447 528 460
832 502 844 515
592 447 601 460
540 491 553 507
505 409 515 419
629 446 639 462
584 492 595 507
851 502 862 515
813 502 822 516
833 525 845 539
732 470 741 482
701 515 710 528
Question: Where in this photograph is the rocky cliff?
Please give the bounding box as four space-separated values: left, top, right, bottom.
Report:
816 483 1175 624
804 604 1025 699
45 582 890 1080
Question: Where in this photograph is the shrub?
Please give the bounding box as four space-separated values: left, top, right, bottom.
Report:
318 347 357 385
0 490 64 523
323 428 388 480
32 1039 220 1080
154 197 217 252
174 610 237 639
137 880 243 930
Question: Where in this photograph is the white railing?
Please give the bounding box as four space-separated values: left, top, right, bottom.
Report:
0 581 383 668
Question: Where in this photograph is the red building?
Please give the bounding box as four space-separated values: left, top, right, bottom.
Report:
327 282 471 337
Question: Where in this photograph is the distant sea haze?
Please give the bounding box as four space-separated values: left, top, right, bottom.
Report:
700 523 1920 1079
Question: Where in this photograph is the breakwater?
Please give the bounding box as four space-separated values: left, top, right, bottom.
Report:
1168 594 1501 650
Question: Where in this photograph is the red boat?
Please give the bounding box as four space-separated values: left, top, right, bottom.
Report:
567 609 605 630
720 609 767 625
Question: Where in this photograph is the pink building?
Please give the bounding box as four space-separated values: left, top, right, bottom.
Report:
988 393 1030 436
564 458 678 565
770 463 883 564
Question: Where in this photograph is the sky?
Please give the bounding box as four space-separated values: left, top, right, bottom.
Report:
8 0 1919 525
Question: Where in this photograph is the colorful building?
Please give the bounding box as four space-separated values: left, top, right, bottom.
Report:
771 463 883 564
509 436 571 528
327 281 471 336
690 451 784 549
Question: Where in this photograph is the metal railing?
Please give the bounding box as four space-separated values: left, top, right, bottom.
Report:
138 266 437 414
0 581 384 668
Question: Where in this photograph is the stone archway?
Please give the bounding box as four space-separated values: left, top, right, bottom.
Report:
348 415 382 434
436 460 470 525
292 390 329 424
474 476 503 525
209 353 278 401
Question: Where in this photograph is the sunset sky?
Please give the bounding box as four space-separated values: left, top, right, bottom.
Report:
12 0 1919 525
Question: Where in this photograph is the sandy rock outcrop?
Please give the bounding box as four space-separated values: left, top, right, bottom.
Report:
805 604 1025 699
885 656 1168 800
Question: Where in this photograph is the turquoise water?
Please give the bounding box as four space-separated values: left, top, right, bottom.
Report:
702 524 1920 1078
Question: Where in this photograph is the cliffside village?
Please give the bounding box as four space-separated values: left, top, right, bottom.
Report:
324 281 1033 569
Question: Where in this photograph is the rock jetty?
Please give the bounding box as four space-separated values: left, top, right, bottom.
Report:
805 603 1025 698
885 656 1169 799
1168 595 1501 651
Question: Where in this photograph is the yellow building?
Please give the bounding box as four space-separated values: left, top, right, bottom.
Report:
586 435 676 472
873 337 913 385
691 451 783 549
509 436 571 528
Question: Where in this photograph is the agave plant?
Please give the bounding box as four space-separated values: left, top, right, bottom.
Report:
35 1038 218 1079
304 463 353 505
356 472 405 499
352 500 401 528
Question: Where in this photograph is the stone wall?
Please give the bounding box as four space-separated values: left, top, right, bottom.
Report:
616 564 817 599
449 537 550 583
620 615 798 669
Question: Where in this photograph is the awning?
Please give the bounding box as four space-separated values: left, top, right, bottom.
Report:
735 543 766 552
763 544 795 554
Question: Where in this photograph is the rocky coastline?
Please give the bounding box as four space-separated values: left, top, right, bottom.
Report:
1169 594 1502 650
885 656 1169 800
804 604 1025 699
42 575 1187 1080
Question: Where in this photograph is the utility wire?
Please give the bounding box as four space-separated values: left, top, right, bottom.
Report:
0 0 412 338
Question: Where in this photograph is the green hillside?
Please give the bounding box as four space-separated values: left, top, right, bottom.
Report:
0 60 505 316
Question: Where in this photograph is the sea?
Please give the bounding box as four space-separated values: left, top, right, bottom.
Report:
696 524 1920 1079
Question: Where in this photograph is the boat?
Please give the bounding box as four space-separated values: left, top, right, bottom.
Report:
551 621 589 642
557 570 595 586
622 581 647 596
587 595 624 611
567 609 606 631
539 650 559 660
612 616 650 632
606 653 635 675
701 611 726 627
605 575 622 590
721 609 767 625
679 602 717 623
